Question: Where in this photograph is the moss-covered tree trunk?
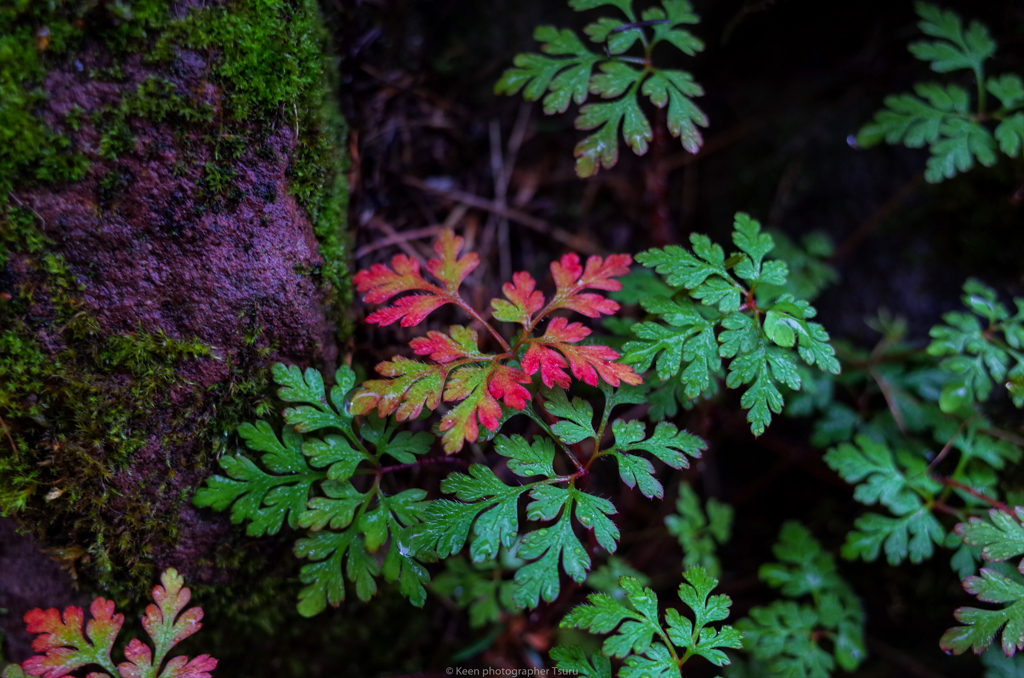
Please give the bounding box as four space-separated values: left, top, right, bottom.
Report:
0 0 349 659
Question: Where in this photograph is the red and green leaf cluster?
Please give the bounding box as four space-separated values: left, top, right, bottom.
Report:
351 230 641 453
10 569 216 678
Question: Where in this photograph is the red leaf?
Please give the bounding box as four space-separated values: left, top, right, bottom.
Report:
410 326 487 363
522 343 571 389
119 645 215 678
353 256 434 305
351 359 453 421
487 363 532 411
366 295 448 327
141 569 203 651
155 656 217 678
548 253 631 317
22 600 123 678
491 271 545 327
353 230 478 327
523 317 642 388
554 342 642 387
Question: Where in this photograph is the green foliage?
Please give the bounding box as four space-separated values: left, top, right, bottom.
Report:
941 507 1024 657
857 3 1024 182
0 1 89 214
623 212 840 435
736 523 866 677
758 231 837 303
555 566 742 676
825 435 946 565
981 646 1024 677
606 419 705 499
664 483 733 576
432 554 521 627
926 279 1024 412
197 234 717 628
195 364 432 617
496 0 707 177
408 436 622 609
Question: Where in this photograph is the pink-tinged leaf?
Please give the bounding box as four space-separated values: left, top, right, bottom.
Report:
352 255 435 305
487 364 533 411
548 253 631 317
116 640 153 678
523 317 642 388
142 569 203 654
20 570 214 678
557 342 641 387
365 295 449 327
350 359 453 421
410 326 488 363
425 229 480 291
148 655 216 678
22 599 123 678
439 366 503 454
491 271 545 327
354 230 478 327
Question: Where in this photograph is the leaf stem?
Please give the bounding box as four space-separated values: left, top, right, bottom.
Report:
524 404 587 475
455 296 511 352
931 475 1011 512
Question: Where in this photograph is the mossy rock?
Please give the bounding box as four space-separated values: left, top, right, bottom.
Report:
0 0 349 614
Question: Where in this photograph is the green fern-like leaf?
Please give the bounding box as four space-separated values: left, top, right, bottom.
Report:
496 0 706 177
857 3 1024 182
624 213 840 436
665 483 733 577
927 279 1024 412
737 523 867 675
942 507 1024 657
557 566 742 675
193 422 324 536
195 364 433 616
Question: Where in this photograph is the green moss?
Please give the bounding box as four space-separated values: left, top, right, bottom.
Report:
0 2 89 211
0 0 351 599
168 0 352 297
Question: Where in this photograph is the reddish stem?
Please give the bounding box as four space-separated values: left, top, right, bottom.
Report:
454 296 511 352
378 455 471 476
930 475 1011 513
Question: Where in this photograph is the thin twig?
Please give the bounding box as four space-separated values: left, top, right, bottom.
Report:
869 368 906 432
403 176 603 256
354 224 445 260
926 420 968 473
832 174 923 263
364 215 429 265
8 192 45 227
488 119 512 281
659 120 759 172
983 426 1024 448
